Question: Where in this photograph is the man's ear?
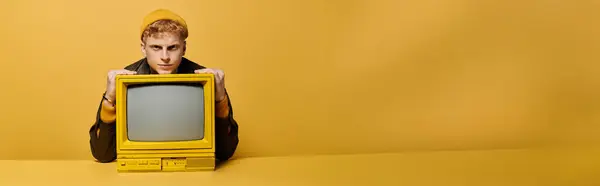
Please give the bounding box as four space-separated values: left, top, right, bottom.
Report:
183 40 187 56
140 42 147 57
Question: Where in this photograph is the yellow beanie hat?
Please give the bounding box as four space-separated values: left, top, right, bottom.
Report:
140 9 188 39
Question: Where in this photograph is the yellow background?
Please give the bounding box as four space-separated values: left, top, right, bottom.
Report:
0 0 598 160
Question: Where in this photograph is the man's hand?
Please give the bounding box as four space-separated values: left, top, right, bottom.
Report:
194 68 226 102
105 69 137 102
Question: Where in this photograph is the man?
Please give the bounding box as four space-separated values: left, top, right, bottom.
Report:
88 9 239 163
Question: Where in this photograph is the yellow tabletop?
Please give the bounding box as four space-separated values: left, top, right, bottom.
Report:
0 148 597 186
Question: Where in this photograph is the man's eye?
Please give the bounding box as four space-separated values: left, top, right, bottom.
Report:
152 46 161 50
168 46 177 50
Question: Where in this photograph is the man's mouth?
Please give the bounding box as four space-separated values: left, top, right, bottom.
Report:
158 64 173 67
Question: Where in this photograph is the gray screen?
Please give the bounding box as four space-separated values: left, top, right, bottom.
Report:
126 83 205 142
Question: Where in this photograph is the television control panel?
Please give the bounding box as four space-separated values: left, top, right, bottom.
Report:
117 157 215 172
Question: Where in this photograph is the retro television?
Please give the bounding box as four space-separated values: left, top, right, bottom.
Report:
114 73 216 172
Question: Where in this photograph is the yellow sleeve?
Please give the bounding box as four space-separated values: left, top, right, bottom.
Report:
215 95 230 118
100 100 116 123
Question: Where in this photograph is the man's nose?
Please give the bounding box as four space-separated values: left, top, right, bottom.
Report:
160 50 170 63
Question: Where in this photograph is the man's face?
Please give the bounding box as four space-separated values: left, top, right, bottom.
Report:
141 33 186 74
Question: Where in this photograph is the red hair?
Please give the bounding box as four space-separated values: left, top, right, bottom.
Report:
141 19 188 42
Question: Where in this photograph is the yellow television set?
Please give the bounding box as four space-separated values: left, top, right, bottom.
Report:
114 73 216 172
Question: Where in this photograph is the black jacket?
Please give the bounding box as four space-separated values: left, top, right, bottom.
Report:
88 57 239 163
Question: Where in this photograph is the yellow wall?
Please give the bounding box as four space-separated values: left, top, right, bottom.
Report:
0 0 598 160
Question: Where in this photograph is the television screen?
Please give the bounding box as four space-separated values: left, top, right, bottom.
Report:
126 82 205 142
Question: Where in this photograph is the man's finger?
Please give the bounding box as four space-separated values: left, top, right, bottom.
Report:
195 68 214 74
215 71 223 80
115 71 136 75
